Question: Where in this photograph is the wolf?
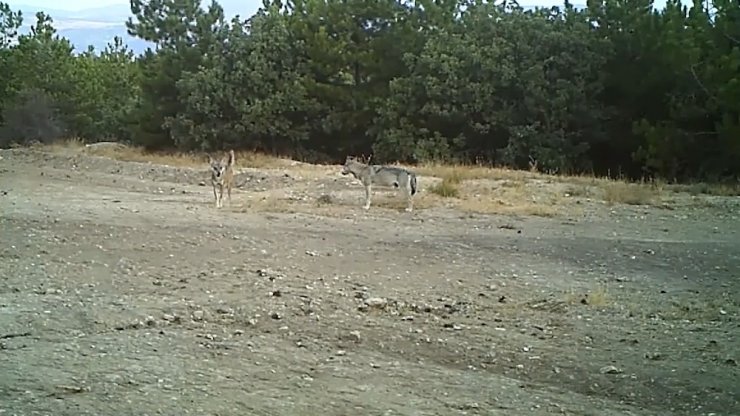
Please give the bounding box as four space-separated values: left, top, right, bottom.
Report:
209 149 235 208
341 155 418 212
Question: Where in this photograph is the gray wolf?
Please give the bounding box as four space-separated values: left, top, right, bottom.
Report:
341 155 418 212
209 150 235 208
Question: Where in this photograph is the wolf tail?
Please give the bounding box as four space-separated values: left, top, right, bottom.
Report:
409 173 418 196
228 149 236 167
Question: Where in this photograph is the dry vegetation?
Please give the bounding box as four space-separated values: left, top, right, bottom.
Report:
565 285 611 308
602 181 662 206
40 138 296 170
35 139 740 217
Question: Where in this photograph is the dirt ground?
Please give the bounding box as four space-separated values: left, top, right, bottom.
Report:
0 147 738 416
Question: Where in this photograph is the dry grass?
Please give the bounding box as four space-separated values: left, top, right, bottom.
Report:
418 176 561 217
420 164 559 216
414 162 537 182
602 181 662 206
31 139 735 217
668 182 740 197
316 194 334 206
564 184 594 198
428 177 460 198
565 285 611 307
39 138 293 170
455 192 559 217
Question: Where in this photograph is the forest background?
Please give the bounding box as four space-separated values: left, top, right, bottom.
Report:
1 0 738 182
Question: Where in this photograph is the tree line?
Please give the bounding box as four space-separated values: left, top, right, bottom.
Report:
0 0 738 181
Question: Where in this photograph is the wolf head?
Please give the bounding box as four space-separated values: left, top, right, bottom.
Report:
341 155 371 176
210 157 227 181
209 150 235 182
341 156 356 176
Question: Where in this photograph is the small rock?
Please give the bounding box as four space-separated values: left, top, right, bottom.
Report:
271 312 282 320
365 297 387 308
349 330 361 342
599 365 622 374
256 268 284 280
162 314 179 323
192 310 205 321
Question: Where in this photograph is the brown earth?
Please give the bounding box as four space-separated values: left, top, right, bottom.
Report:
0 147 738 416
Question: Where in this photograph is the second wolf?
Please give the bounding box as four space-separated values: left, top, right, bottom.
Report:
341 156 418 212
209 149 235 208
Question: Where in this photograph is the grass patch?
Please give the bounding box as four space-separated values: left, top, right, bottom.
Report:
425 167 472 198
37 140 737 199
414 162 537 182
565 286 610 307
564 184 594 198
668 182 740 197
39 138 291 170
448 179 562 217
428 177 460 198
32 139 734 217
316 194 334 206
602 181 661 206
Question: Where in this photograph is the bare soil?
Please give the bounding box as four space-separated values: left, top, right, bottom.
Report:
1 148 738 416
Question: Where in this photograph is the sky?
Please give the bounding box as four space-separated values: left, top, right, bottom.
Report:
15 0 127 10
14 0 671 12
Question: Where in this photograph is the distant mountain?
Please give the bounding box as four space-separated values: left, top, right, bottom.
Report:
9 1 588 56
12 2 148 54
11 0 264 54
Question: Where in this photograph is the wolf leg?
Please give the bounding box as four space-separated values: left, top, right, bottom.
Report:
364 184 372 210
404 177 413 212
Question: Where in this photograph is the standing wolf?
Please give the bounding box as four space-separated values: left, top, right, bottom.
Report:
209 150 235 208
341 155 418 212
